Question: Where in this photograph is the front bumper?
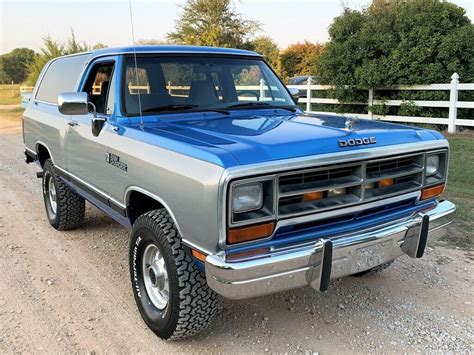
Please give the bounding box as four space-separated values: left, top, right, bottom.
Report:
205 200 456 300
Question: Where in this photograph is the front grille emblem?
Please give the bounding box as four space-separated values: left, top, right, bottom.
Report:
338 137 377 147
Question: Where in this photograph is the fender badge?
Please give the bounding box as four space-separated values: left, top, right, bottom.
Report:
106 152 128 171
338 137 377 147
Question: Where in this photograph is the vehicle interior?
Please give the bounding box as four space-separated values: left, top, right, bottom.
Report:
123 56 293 116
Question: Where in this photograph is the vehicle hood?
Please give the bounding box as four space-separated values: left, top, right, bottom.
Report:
142 111 444 167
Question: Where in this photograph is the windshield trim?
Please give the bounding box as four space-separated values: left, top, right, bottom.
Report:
119 54 295 118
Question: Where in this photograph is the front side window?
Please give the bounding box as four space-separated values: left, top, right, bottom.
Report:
82 62 115 115
122 56 294 116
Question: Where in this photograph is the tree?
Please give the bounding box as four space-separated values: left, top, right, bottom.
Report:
280 41 325 81
250 36 281 74
317 0 474 89
168 0 260 48
0 48 36 84
91 43 108 50
26 30 92 85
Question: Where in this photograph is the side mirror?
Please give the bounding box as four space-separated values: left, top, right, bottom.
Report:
58 92 89 115
288 87 300 101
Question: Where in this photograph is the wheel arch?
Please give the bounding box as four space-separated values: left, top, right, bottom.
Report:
125 187 184 237
35 141 54 167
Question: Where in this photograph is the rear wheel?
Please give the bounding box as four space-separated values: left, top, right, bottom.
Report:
129 209 218 340
42 159 85 230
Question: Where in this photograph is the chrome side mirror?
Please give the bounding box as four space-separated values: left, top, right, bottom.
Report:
58 92 89 115
288 87 300 101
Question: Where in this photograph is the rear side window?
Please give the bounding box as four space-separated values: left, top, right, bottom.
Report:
35 54 88 104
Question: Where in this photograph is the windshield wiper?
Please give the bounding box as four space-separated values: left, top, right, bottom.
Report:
224 102 298 112
142 104 229 115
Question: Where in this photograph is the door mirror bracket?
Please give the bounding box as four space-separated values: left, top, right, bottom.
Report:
90 103 107 137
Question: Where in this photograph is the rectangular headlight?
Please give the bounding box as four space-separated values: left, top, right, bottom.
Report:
425 151 448 186
232 183 263 213
426 155 440 177
229 177 276 228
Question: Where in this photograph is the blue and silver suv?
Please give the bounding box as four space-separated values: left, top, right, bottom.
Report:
22 46 455 339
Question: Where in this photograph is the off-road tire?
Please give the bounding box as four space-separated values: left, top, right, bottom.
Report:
352 260 394 277
129 209 218 340
42 159 85 230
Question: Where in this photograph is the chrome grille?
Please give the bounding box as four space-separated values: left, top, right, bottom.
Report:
277 153 424 218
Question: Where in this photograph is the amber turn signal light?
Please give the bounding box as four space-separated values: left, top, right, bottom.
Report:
191 249 207 262
379 178 394 188
226 247 270 261
421 184 445 200
227 222 275 244
303 191 324 201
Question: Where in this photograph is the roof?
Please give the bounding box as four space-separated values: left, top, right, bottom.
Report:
86 45 262 60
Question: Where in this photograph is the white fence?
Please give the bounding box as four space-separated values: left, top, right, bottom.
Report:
288 73 473 134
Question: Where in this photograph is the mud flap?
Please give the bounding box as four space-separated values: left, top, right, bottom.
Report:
402 214 430 258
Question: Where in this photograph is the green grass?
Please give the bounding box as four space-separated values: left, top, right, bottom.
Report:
0 108 23 121
439 135 474 249
0 84 21 105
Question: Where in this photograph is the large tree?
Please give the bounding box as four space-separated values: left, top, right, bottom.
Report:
249 36 280 73
0 48 36 84
26 30 99 85
168 0 260 48
317 0 474 88
280 41 325 81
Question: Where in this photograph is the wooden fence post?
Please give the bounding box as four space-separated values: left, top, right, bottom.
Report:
448 73 459 134
368 88 374 119
306 76 313 112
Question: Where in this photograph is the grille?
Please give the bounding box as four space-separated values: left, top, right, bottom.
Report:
277 153 424 218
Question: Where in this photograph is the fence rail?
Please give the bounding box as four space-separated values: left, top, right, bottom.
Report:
44 74 472 134
288 73 473 134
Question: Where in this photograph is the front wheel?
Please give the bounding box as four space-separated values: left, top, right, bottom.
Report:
129 209 218 340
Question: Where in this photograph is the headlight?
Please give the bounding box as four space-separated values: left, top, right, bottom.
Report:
232 183 263 213
426 155 440 176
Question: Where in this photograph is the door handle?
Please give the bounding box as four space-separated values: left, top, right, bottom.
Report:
67 121 79 127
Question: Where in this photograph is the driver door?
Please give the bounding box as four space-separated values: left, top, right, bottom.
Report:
66 58 116 196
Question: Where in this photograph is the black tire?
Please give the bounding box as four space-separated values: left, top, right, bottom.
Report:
351 260 394 277
42 159 85 230
129 209 218 340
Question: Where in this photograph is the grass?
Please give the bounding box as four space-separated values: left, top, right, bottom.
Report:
0 84 21 105
438 134 474 250
0 108 23 121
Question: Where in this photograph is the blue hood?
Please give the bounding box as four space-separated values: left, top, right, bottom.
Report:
135 111 444 167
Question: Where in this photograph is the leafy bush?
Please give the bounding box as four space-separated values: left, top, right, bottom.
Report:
316 0 473 123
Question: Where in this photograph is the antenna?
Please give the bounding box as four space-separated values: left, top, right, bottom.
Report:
128 0 144 129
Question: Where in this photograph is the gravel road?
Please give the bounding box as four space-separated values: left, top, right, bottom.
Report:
0 118 472 353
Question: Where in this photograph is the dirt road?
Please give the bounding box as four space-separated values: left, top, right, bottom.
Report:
0 118 472 353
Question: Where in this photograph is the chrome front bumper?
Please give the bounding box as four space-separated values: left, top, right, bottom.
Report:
205 200 456 300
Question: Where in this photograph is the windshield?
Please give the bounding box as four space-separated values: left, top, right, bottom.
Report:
122 56 295 116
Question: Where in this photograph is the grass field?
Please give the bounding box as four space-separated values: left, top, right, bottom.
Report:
440 133 474 249
0 84 21 105
0 108 471 248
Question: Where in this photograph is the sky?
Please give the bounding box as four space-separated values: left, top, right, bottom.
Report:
1 0 473 54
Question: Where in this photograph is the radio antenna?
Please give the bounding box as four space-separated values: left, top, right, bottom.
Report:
128 0 144 130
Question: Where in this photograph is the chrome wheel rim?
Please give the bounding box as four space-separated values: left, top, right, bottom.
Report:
142 244 169 309
48 177 57 214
